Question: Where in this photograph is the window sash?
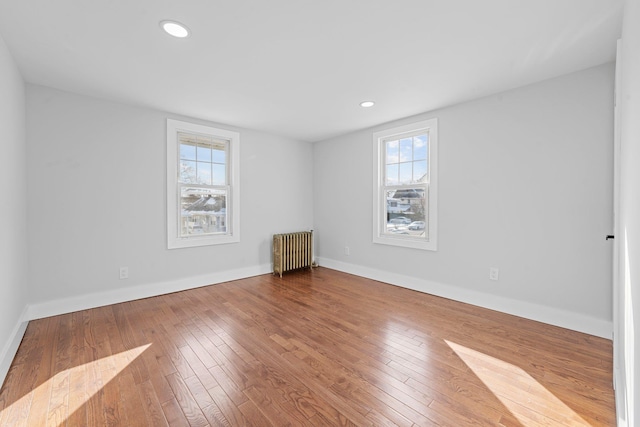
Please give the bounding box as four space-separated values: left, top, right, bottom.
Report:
178 133 229 186
178 184 230 238
381 184 429 240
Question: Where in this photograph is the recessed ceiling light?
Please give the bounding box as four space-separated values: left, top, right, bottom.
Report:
360 101 375 108
160 20 190 38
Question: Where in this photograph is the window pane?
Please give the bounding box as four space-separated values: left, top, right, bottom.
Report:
399 138 413 162
386 140 399 164
413 134 428 161
212 164 226 186
399 162 413 184
413 160 427 182
180 143 196 161
384 187 428 239
386 164 398 185
213 148 226 164
180 187 227 237
180 160 197 183
197 144 212 162
196 162 212 185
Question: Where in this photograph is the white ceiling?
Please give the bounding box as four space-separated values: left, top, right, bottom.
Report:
0 0 624 142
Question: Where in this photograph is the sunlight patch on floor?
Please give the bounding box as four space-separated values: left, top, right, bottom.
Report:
445 340 591 426
0 343 150 427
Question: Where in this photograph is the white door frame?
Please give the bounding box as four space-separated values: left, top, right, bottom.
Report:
613 38 625 420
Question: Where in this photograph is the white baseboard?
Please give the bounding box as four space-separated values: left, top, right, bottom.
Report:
317 257 612 339
26 263 272 321
0 306 29 388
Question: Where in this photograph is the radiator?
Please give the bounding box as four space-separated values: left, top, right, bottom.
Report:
273 230 314 277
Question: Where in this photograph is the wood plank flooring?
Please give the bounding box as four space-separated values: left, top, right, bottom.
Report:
0 267 615 426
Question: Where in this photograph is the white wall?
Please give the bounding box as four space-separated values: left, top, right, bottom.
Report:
0 35 28 384
616 0 640 424
314 63 614 337
26 85 314 318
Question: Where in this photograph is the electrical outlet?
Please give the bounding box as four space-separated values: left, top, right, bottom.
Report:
489 267 499 281
119 266 129 280
344 246 350 256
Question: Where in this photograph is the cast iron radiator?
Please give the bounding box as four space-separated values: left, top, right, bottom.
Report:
273 230 314 277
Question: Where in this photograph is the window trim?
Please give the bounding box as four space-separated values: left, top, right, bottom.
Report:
167 119 240 249
372 118 438 251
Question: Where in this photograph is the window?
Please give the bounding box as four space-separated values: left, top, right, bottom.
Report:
373 118 438 251
167 119 240 249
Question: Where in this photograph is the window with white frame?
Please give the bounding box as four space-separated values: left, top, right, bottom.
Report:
167 119 240 249
373 118 438 251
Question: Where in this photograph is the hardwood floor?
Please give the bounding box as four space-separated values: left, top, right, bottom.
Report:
0 267 615 426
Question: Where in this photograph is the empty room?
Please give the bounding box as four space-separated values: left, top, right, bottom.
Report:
1 0 639 426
